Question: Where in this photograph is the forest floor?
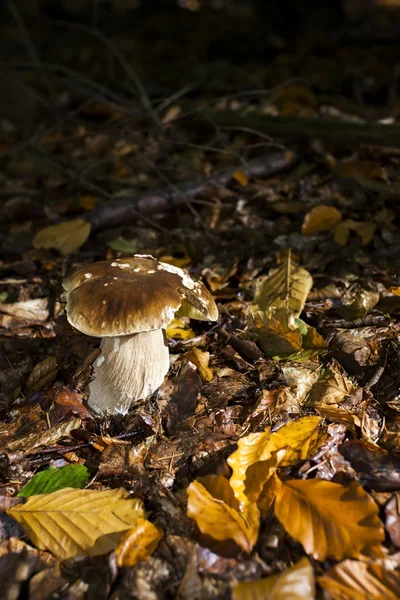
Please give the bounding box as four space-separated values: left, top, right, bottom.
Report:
2 4 400 599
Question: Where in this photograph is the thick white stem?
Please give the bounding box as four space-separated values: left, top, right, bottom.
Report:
88 329 169 415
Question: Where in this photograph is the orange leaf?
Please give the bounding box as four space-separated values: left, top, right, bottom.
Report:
114 518 163 567
187 475 259 553
233 170 248 186
233 557 315 600
301 205 342 235
275 480 384 561
186 347 213 382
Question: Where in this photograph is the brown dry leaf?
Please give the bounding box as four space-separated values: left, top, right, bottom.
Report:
186 475 260 554
186 347 213 382
7 488 144 560
114 518 163 567
253 251 313 317
275 480 384 561
79 194 97 210
233 169 249 186
228 416 323 506
0 299 49 325
232 557 315 600
166 317 195 340
26 356 58 392
33 219 91 255
301 205 342 235
305 364 357 408
336 159 388 181
249 309 303 358
7 417 81 453
318 559 400 600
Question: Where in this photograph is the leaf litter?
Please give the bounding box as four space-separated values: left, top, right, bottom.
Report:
2 1 400 597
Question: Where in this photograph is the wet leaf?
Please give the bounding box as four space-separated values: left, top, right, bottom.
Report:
186 347 214 382
232 557 315 600
275 480 384 560
253 251 313 317
186 475 260 553
228 416 323 506
18 465 89 498
301 204 342 235
249 309 303 358
33 219 91 255
114 518 163 567
318 559 400 600
7 487 144 560
7 417 81 453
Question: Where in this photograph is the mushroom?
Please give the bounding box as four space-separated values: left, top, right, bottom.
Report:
63 255 218 415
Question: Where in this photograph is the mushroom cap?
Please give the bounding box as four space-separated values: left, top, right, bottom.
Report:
63 255 218 337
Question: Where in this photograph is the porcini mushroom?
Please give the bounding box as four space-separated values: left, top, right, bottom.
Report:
63 255 218 415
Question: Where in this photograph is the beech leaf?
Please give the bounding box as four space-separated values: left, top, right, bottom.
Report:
33 219 91 255
275 479 384 561
18 465 89 498
301 204 342 235
253 251 313 317
249 308 303 357
186 347 214 381
114 518 163 567
233 557 315 600
318 559 400 600
186 475 260 553
7 487 144 559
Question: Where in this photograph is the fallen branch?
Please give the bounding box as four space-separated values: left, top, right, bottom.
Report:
193 109 400 149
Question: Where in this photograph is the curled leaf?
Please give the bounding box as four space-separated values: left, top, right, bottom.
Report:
114 518 163 567
186 347 213 381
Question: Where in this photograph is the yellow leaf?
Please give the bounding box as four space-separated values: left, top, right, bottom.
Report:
186 475 260 553
305 364 357 408
275 480 384 561
228 416 322 506
333 219 376 247
186 347 213 382
257 471 282 516
33 219 91 255
166 317 195 340
318 559 400 600
114 518 163 567
253 251 313 317
249 309 303 357
158 255 192 268
301 205 342 235
7 487 144 560
79 194 97 210
233 170 249 186
233 557 315 600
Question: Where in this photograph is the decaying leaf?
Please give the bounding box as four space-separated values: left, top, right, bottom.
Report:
305 364 357 408
186 347 214 382
0 299 49 325
301 204 342 235
275 480 384 560
7 487 144 560
18 465 89 498
253 251 313 317
318 559 400 600
228 416 323 506
25 356 58 392
249 309 303 358
186 475 260 553
33 219 91 255
339 289 380 320
232 557 315 600
6 417 81 454
114 518 163 567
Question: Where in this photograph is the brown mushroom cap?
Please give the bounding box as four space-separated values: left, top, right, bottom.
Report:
63 255 218 337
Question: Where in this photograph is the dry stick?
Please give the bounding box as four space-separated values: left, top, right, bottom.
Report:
87 150 297 231
192 109 400 148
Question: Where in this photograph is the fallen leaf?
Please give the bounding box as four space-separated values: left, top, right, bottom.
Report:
114 518 163 567
33 219 91 255
249 309 303 358
228 416 323 506
318 559 400 600
305 364 357 408
186 347 213 381
7 417 81 453
253 251 313 317
18 465 89 498
166 317 195 340
301 205 342 235
333 219 376 247
7 487 144 560
232 557 315 600
233 170 249 186
25 356 58 392
186 475 260 553
106 237 138 253
275 479 384 560
0 299 49 324
339 289 380 320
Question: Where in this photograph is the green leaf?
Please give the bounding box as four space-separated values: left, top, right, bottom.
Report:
106 237 138 253
18 465 89 498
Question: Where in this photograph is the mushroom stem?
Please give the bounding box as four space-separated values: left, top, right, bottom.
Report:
88 329 169 415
